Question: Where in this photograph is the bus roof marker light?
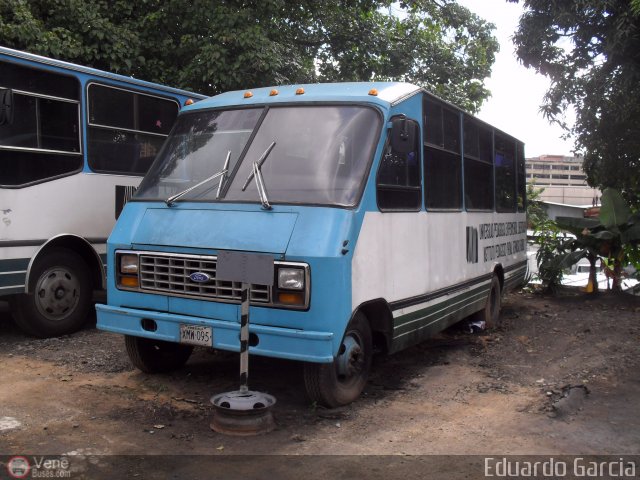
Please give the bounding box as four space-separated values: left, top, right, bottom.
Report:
295 88 305 95
244 91 253 99
269 89 279 96
184 98 195 106
368 88 378 96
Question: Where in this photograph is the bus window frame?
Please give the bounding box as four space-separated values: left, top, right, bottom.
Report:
376 116 423 213
494 132 518 213
85 81 180 176
463 115 495 213
0 61 84 189
422 95 464 213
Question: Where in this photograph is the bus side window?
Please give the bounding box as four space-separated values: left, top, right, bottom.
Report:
423 97 462 210
0 62 82 187
463 116 493 211
376 117 421 211
516 141 526 212
495 133 517 212
87 84 178 176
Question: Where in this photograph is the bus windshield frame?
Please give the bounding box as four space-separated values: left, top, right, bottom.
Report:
134 104 383 208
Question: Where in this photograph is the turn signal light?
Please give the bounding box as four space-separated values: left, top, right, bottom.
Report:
277 292 304 305
120 276 139 288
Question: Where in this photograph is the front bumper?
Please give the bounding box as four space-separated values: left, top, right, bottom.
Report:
96 304 334 363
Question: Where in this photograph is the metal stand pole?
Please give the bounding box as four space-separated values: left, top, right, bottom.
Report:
210 281 276 436
239 282 250 393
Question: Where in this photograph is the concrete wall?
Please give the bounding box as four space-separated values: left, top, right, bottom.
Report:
542 202 585 220
535 185 600 206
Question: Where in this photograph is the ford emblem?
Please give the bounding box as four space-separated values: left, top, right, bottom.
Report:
189 272 211 283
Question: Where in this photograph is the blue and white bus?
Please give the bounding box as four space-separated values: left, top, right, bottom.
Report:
0 46 205 337
96 83 527 406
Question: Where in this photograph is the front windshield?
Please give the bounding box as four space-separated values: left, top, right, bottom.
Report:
135 105 381 207
136 108 262 200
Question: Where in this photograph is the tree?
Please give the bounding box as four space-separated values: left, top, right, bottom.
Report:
510 0 640 207
0 0 498 113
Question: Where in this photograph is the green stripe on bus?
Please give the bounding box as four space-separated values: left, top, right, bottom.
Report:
0 271 27 288
0 286 23 295
393 283 490 330
393 297 486 339
0 258 30 272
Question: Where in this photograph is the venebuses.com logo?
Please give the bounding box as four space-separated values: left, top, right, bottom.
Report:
6 455 71 478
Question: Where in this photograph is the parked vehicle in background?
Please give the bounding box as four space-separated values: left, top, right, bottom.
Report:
0 46 206 337
97 82 527 406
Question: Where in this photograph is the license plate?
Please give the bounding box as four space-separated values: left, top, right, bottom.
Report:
179 324 212 346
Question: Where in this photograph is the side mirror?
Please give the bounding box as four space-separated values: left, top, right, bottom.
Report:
0 89 13 126
390 115 417 153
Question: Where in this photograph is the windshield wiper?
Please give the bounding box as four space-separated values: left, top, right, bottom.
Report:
241 141 275 210
216 151 231 199
252 160 271 210
165 150 231 206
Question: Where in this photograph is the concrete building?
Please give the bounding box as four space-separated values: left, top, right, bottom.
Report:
525 154 601 206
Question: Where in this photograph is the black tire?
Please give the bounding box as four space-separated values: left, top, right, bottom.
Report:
479 275 502 328
303 312 372 408
11 248 93 338
125 335 193 373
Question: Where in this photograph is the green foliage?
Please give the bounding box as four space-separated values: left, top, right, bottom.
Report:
555 189 640 292
526 183 573 291
0 0 498 112
533 216 572 292
532 189 640 293
510 0 640 207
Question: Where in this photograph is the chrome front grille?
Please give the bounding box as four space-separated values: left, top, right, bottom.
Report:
138 253 270 303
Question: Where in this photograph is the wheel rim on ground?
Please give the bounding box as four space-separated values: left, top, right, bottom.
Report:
34 267 81 321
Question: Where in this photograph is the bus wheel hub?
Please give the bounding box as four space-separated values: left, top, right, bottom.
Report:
338 335 362 378
35 267 79 319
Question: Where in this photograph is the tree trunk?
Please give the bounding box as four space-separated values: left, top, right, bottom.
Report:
611 259 623 292
587 254 599 294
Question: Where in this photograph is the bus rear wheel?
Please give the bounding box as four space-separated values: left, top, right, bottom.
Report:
125 335 193 373
303 313 372 408
11 248 92 338
480 275 502 328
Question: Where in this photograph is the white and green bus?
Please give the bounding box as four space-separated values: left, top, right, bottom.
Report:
0 46 205 337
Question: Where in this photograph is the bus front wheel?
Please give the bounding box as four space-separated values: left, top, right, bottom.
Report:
125 335 193 373
303 313 372 408
11 248 93 338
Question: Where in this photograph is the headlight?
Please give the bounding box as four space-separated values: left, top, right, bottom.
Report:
117 252 139 289
277 268 305 290
119 254 139 274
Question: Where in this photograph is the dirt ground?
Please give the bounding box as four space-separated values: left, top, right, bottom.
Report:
0 288 639 478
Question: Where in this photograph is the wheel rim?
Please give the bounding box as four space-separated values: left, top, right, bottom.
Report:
336 331 365 384
34 266 81 321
